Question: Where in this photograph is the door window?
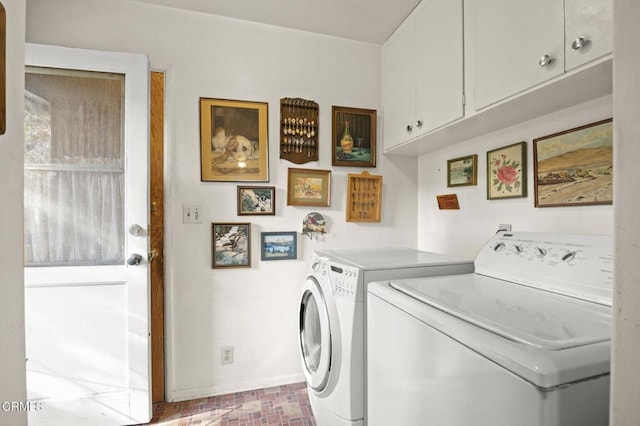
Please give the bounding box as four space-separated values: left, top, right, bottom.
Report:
24 67 125 267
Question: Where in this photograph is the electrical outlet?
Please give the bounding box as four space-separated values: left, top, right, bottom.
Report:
183 205 202 224
498 224 512 232
221 346 234 365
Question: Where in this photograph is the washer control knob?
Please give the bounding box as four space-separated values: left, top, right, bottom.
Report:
493 242 506 252
535 247 547 258
514 245 523 254
562 251 576 262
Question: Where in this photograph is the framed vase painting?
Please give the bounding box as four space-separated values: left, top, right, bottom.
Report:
331 106 377 167
533 118 613 207
200 97 269 182
487 142 527 200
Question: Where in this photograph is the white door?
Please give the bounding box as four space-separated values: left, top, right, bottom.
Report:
23 43 151 425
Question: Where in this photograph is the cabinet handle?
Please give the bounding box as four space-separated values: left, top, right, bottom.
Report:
406 124 413 132
416 120 423 128
538 54 554 67
571 36 588 51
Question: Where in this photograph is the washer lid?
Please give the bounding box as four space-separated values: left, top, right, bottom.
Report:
390 274 611 351
315 247 471 270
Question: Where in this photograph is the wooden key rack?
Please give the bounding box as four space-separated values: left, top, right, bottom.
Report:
347 171 382 222
280 97 319 164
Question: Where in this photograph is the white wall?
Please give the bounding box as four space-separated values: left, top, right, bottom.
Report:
611 0 640 423
417 95 614 259
26 0 418 401
0 0 27 425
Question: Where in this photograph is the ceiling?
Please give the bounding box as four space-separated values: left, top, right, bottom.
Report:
130 0 421 44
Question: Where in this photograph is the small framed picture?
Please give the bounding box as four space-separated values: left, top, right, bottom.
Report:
261 232 297 261
287 168 331 207
237 186 276 215
211 223 251 268
199 97 269 182
487 142 527 200
447 154 478 187
533 118 613 207
332 106 377 167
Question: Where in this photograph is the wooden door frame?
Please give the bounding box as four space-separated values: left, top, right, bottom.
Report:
150 71 165 403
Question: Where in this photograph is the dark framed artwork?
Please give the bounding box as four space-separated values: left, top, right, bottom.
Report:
237 186 276 216
331 106 377 167
200 97 269 182
287 168 331 207
211 223 251 268
260 231 297 261
447 154 478 187
487 142 527 200
533 118 613 207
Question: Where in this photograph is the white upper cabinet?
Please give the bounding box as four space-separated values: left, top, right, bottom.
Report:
565 0 612 71
382 0 463 151
471 0 612 111
472 0 564 110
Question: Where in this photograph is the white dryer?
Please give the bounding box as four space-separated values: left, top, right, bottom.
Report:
298 247 474 426
367 232 613 426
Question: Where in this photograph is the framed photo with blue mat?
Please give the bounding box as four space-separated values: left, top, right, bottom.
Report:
260 231 297 261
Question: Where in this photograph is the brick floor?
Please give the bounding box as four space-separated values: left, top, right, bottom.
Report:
144 382 315 426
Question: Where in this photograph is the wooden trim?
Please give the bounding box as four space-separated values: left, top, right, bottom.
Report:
150 71 165 403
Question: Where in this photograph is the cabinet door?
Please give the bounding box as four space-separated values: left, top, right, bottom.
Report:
565 0 612 71
472 0 564 109
414 0 464 135
382 16 415 151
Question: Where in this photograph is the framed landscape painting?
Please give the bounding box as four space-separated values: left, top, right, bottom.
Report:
533 118 613 207
237 186 275 216
212 223 251 268
447 154 477 187
261 231 297 261
287 168 331 207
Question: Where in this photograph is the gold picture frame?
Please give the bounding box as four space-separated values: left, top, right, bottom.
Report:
346 171 382 222
200 97 269 182
287 168 331 207
533 118 613 207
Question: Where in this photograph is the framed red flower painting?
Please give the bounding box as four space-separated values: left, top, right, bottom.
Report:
486 142 527 200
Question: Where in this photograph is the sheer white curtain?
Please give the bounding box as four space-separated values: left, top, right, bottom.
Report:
24 69 125 266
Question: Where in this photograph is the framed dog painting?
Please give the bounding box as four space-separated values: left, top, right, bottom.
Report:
200 97 269 182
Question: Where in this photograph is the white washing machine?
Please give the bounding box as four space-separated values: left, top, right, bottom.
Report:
367 232 613 426
298 247 474 426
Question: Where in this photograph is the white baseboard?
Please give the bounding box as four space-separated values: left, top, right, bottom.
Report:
167 373 306 403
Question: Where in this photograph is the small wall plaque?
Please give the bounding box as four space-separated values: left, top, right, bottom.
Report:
436 194 460 210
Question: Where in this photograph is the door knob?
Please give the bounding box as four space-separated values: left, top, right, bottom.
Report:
129 224 144 236
127 253 143 266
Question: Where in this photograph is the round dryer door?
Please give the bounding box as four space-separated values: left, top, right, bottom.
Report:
299 276 331 391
